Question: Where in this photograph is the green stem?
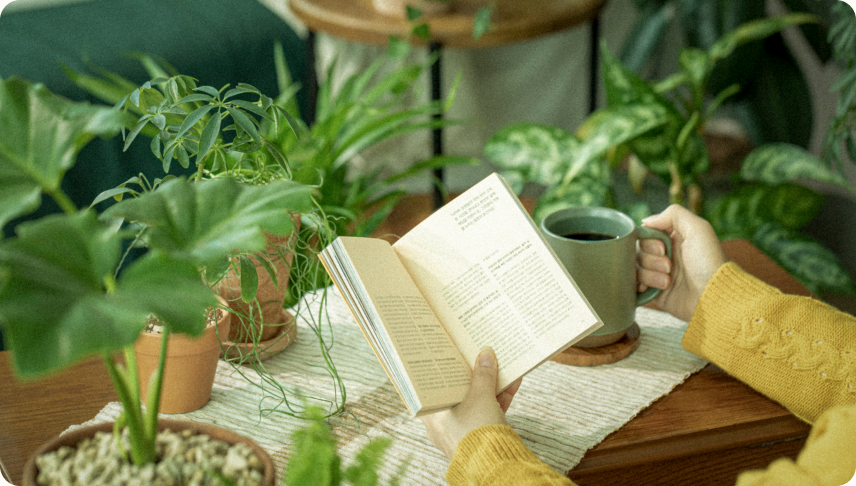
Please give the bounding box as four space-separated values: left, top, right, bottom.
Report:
48 188 77 215
103 352 156 465
144 325 168 440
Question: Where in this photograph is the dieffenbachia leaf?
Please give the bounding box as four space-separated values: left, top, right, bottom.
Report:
0 77 129 230
102 177 313 267
741 143 851 190
484 123 579 189
751 222 855 295
0 211 216 379
532 176 611 223
704 182 824 237
709 13 818 64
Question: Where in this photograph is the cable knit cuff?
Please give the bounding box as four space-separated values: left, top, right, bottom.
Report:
446 424 543 485
682 262 781 365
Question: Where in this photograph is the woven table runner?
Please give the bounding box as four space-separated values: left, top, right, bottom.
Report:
70 288 707 485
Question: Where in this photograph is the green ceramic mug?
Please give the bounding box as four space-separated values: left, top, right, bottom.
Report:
541 207 673 348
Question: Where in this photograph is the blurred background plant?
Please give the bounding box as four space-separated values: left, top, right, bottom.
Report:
485 11 856 297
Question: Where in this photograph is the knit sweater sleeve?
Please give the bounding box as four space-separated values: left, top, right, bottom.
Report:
682 262 856 424
445 424 576 486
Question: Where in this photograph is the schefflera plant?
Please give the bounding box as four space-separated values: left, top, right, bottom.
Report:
0 76 313 465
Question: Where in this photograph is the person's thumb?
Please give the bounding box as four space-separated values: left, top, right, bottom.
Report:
467 347 499 400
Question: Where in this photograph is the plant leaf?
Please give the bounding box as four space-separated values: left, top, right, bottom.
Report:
0 77 128 229
198 109 222 163
239 255 259 303
741 143 851 189
751 222 856 295
101 177 313 267
708 13 818 64
0 211 215 379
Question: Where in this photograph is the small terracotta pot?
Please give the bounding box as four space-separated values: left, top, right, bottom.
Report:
223 309 298 363
22 419 275 486
218 231 298 344
133 306 230 414
372 0 451 18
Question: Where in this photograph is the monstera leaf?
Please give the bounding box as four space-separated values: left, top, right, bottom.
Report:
0 77 129 230
102 177 313 268
0 211 214 379
0 178 314 379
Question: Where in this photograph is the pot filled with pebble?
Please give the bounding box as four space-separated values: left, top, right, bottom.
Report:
22 419 275 486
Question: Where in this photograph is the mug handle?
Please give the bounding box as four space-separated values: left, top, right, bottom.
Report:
636 226 673 306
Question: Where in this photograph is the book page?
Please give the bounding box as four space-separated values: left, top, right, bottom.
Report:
392 174 602 391
323 237 471 415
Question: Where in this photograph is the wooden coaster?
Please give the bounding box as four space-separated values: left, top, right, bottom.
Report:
551 323 641 367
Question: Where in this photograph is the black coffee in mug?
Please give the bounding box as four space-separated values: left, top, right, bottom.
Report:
562 232 617 241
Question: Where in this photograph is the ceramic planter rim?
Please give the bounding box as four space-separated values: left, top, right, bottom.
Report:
21 418 275 486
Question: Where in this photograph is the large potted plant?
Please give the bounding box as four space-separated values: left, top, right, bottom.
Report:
0 76 315 484
483 12 856 298
66 41 475 360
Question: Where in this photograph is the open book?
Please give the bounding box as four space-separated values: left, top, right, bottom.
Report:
319 173 602 416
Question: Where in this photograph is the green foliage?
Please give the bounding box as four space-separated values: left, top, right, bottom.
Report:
285 407 405 486
620 0 831 149
0 77 316 466
0 77 131 229
822 2 856 175
484 14 856 296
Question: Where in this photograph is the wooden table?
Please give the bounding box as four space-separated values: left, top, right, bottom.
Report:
0 198 813 486
289 0 607 207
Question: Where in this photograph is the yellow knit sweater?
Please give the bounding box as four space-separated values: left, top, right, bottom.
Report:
446 263 856 486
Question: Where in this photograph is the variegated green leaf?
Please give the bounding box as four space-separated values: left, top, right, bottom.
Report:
704 183 824 237
741 143 851 189
751 222 855 295
709 13 819 64
569 104 669 184
484 123 578 188
532 177 611 223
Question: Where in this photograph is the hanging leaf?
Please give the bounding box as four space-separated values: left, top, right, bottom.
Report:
239 255 259 303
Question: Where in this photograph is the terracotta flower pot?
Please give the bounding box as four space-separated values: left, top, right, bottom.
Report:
218 231 298 345
133 306 230 414
222 308 298 363
372 0 451 18
22 419 275 486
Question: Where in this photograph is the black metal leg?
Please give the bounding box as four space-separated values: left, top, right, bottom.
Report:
589 15 600 114
430 41 444 210
306 30 318 126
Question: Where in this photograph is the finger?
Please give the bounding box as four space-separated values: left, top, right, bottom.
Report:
638 266 670 290
639 238 666 256
466 347 499 402
497 378 522 413
638 252 671 274
642 204 686 232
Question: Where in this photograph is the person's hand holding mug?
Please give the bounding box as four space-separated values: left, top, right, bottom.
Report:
638 204 727 322
421 347 523 460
